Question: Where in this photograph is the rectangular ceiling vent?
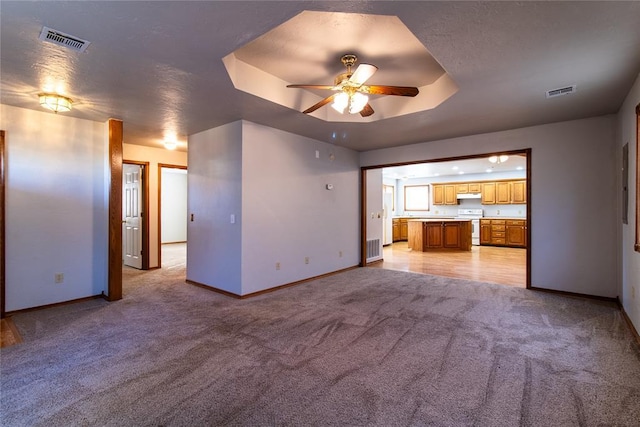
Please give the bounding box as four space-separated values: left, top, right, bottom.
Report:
39 26 90 52
546 85 576 99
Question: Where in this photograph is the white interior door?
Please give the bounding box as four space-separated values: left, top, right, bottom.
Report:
123 163 143 269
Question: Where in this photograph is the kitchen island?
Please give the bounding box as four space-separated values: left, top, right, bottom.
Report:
407 219 472 252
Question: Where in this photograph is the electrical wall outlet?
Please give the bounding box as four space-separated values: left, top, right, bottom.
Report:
304 257 310 264
275 262 280 271
339 250 343 258
54 273 64 284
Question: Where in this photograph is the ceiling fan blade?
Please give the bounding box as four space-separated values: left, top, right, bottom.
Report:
302 94 336 114
348 64 378 86
287 84 336 90
365 85 419 97
360 103 374 117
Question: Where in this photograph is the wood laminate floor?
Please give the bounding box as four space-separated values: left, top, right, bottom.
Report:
369 242 527 288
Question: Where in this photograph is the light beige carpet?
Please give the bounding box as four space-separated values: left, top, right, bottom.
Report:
1 264 639 426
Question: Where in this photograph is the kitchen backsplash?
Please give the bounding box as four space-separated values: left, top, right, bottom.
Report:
397 199 526 218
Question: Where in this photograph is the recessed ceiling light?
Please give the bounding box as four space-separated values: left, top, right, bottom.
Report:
486 169 493 173
459 171 464 175
434 173 440 177
452 166 459 170
516 166 524 170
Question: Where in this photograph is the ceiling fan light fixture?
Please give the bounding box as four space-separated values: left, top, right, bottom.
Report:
331 91 368 114
349 92 369 114
331 92 349 114
489 155 509 164
39 93 72 113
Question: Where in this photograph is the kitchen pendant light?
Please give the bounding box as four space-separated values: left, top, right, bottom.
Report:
38 93 73 113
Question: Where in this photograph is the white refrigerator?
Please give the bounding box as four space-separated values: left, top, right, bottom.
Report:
383 191 394 245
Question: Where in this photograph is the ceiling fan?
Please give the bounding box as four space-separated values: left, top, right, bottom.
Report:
287 54 419 117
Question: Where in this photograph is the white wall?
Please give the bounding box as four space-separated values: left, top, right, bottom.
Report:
161 168 187 243
617 73 640 333
241 122 360 294
123 144 187 267
187 121 243 295
361 116 618 298
394 170 527 218
1 105 108 311
365 169 384 261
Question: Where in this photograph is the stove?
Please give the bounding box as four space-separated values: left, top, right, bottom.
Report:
455 209 483 245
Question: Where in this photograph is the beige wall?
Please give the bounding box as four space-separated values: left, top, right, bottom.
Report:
617 73 640 333
123 144 188 268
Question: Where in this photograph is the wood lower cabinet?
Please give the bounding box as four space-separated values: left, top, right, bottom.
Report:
392 218 411 241
505 219 527 247
480 218 527 248
408 220 471 251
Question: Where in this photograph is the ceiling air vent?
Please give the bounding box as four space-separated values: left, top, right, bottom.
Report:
546 85 576 99
39 26 90 52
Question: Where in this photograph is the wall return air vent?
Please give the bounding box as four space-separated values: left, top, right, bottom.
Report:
39 26 90 52
546 85 576 98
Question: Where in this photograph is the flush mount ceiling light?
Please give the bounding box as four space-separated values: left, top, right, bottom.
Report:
164 140 177 150
489 155 509 164
39 93 73 113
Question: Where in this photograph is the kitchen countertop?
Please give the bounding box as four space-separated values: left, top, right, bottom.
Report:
407 218 472 222
482 217 526 220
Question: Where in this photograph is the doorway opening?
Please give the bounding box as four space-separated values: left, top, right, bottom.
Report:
122 161 149 270
158 164 187 269
361 150 531 289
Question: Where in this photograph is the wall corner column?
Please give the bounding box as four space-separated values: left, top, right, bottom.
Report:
108 119 123 301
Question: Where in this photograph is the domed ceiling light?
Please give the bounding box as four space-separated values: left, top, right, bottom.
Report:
39 93 73 113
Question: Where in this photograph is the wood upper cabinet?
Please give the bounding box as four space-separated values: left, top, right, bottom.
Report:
468 182 482 193
434 179 525 205
482 182 496 204
444 185 457 204
496 181 511 204
432 184 444 205
433 184 457 205
511 180 527 204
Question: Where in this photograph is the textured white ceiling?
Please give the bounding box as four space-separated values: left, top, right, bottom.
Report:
1 1 639 152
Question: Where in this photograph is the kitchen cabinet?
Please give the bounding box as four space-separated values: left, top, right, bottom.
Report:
392 219 400 241
482 182 496 204
392 218 410 241
511 181 527 204
480 218 527 248
506 219 527 247
457 182 481 194
468 182 482 193
433 184 457 205
408 219 471 251
496 181 511 204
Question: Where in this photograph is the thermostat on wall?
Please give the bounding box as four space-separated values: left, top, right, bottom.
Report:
326 184 334 190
